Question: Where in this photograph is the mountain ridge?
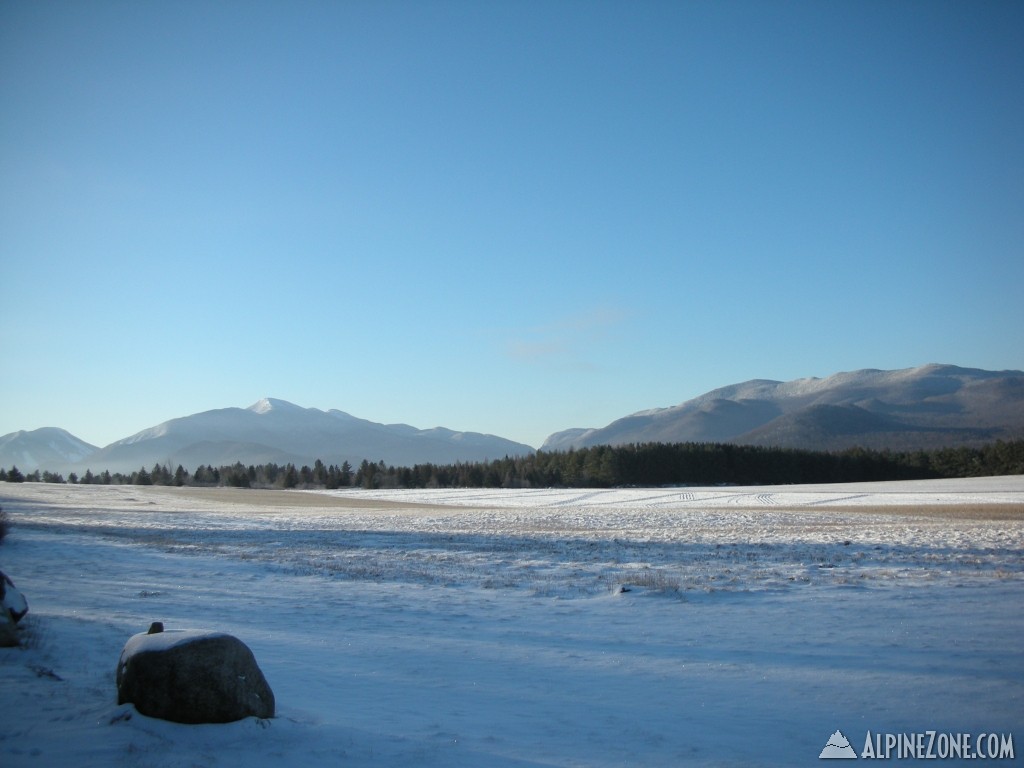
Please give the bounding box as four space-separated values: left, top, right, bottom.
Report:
541 364 1024 452
0 399 535 474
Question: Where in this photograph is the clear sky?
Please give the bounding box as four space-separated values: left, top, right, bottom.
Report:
2 0 1022 450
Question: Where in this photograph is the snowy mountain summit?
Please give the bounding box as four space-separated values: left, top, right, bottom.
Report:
248 398 304 415
0 428 98 473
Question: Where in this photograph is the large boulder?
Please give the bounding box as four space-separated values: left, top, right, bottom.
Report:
116 625 275 723
0 571 28 646
0 610 17 647
1 570 28 624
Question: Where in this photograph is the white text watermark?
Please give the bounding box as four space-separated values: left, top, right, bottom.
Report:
821 729 1015 760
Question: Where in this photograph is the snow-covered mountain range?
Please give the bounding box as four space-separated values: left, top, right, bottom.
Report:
542 364 1024 452
3 364 1023 475
0 399 533 474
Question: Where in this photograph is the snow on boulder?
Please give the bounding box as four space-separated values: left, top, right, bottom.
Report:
1 570 28 623
116 624 275 723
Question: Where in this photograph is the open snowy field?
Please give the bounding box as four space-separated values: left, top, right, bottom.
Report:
1 478 1022 767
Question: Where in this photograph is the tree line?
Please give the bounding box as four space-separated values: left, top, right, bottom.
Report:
2 439 1022 490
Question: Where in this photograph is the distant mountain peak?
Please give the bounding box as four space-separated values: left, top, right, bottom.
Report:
0 427 99 472
248 398 303 415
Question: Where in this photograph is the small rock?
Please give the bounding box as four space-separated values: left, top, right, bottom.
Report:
28 664 64 680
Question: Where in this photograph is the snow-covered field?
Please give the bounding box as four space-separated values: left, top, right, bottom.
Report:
1 478 1022 767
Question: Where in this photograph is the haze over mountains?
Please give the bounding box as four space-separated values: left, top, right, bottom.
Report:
1 364 1022 475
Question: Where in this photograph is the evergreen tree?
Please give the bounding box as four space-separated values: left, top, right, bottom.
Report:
358 460 372 489
226 463 251 488
150 463 173 485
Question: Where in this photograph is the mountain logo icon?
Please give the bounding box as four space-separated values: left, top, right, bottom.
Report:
820 729 858 759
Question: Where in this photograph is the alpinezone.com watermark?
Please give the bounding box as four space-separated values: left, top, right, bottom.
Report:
821 729 1016 760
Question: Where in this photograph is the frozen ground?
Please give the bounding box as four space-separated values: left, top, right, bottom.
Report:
0 478 1022 767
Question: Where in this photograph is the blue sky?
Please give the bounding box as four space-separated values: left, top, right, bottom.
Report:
2 0 1022 450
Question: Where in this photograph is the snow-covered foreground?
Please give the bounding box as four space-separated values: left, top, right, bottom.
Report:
1 479 1022 767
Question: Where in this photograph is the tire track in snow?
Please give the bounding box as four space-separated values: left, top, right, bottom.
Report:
807 494 869 506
